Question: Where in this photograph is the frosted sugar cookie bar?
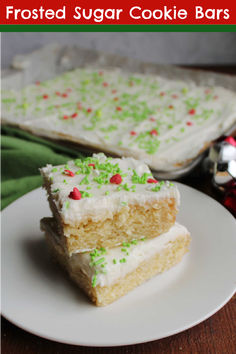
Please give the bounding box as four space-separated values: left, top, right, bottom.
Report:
41 218 190 306
40 153 180 254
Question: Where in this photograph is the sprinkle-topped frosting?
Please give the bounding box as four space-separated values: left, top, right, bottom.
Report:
40 153 180 225
63 222 189 287
3 67 235 170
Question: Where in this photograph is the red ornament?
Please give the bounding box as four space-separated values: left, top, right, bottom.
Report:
62 93 68 98
71 113 78 118
110 174 122 184
88 163 95 169
64 169 75 177
186 121 193 126
150 129 158 136
43 94 48 99
188 108 196 115
130 131 137 136
223 188 236 217
69 187 82 200
147 178 158 184
224 136 236 147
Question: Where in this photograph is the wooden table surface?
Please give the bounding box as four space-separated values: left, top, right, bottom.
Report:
2 65 236 354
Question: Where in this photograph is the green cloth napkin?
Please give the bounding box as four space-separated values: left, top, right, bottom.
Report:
1 125 84 210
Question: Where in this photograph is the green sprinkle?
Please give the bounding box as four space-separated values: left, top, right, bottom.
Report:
51 168 58 172
113 259 117 264
122 242 131 247
121 248 127 253
97 185 102 189
92 275 97 288
120 258 127 263
121 201 127 206
100 247 107 254
131 239 138 245
52 188 59 193
64 201 70 209
94 257 105 266
140 237 146 241
117 186 122 191
152 185 161 192
81 191 93 198
86 186 92 190
169 182 174 186
180 127 185 133
105 191 110 196
63 179 68 184
80 176 90 185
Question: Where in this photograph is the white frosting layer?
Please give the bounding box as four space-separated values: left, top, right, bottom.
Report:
2 67 236 171
69 222 190 287
40 153 180 226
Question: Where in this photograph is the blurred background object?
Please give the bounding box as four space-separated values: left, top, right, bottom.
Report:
2 32 236 69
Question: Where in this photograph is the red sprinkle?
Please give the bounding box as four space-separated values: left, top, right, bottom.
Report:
113 97 119 101
77 102 82 109
110 174 122 185
129 81 134 87
147 178 158 184
224 136 236 147
112 89 117 94
188 108 196 115
63 115 69 120
213 95 218 100
130 131 137 136
150 129 158 136
88 163 96 169
87 108 92 113
99 71 103 76
35 81 41 85
168 105 174 109
55 91 61 96
43 94 48 99
116 106 122 111
62 93 68 98
172 94 178 99
205 89 211 94
67 88 72 92
103 82 108 87
149 117 156 122
71 113 78 118
54 104 60 108
69 187 81 200
64 169 75 177
160 92 165 97
186 121 193 126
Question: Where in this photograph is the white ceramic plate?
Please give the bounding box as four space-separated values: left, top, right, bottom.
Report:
2 183 236 347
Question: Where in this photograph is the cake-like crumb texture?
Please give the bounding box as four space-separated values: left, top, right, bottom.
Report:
40 153 179 253
41 217 190 306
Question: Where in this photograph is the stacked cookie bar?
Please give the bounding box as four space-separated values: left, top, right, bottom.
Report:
40 153 190 306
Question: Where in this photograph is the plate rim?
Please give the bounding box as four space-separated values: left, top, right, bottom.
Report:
1 183 236 347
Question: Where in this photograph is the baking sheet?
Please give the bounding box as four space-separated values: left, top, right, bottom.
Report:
2 43 236 178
